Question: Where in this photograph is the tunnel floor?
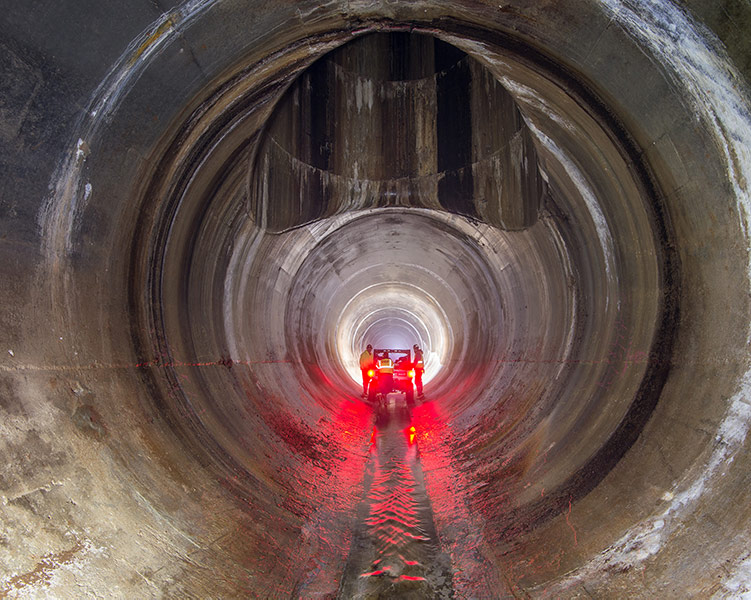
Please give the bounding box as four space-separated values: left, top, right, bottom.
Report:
333 396 454 599
5 1 751 597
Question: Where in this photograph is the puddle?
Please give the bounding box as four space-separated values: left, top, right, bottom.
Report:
338 395 454 599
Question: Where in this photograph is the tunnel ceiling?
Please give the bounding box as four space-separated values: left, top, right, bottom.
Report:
4 0 751 598
250 32 545 231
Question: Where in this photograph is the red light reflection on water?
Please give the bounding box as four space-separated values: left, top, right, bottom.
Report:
410 399 504 596
283 396 374 597
360 452 427 575
407 425 416 445
349 405 438 592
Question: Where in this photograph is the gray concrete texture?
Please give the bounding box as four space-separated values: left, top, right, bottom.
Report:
1 0 750 597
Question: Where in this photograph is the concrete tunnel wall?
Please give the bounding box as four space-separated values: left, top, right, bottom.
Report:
1 0 751 598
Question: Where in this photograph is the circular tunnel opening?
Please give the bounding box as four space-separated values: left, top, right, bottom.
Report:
131 25 677 543
25 2 751 597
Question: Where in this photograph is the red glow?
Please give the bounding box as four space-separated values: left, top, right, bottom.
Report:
407 425 416 445
407 369 415 379
358 417 431 585
410 400 500 595
253 394 373 597
367 369 375 378
360 569 389 578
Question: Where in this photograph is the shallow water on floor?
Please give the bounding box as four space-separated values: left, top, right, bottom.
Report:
338 397 454 599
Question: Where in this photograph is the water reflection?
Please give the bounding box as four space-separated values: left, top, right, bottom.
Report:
411 399 504 597
338 395 453 598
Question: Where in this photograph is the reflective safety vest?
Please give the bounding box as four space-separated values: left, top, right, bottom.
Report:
414 350 424 370
360 350 374 369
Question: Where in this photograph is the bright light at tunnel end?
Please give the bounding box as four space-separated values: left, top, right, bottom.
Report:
337 281 450 388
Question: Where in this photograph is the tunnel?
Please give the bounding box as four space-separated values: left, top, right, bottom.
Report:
2 0 751 597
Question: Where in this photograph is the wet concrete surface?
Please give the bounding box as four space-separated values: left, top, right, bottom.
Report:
3 1 751 598
339 396 453 598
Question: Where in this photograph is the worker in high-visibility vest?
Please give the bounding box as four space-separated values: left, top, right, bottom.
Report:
413 344 425 397
359 344 375 397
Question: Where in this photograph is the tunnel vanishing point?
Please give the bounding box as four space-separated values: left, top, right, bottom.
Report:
2 0 751 598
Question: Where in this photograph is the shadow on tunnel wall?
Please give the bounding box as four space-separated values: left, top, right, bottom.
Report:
2 1 751 598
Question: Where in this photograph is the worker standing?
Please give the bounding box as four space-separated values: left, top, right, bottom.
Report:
413 344 425 398
359 344 375 397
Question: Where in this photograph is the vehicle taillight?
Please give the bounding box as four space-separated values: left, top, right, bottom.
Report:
407 369 415 379
367 369 375 378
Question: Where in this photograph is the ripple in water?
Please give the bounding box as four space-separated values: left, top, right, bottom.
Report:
339 399 453 599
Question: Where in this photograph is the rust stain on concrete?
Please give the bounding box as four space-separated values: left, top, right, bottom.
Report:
0 541 85 597
130 17 175 66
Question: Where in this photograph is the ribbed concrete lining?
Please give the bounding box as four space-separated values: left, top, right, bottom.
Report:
3 1 751 598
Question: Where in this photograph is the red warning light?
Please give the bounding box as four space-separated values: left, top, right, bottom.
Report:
407 369 415 379
367 369 375 378
408 425 416 445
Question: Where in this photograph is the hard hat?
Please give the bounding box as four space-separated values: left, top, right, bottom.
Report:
366 344 372 350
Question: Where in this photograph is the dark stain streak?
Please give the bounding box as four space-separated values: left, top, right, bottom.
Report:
72 404 107 439
0 541 85 598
